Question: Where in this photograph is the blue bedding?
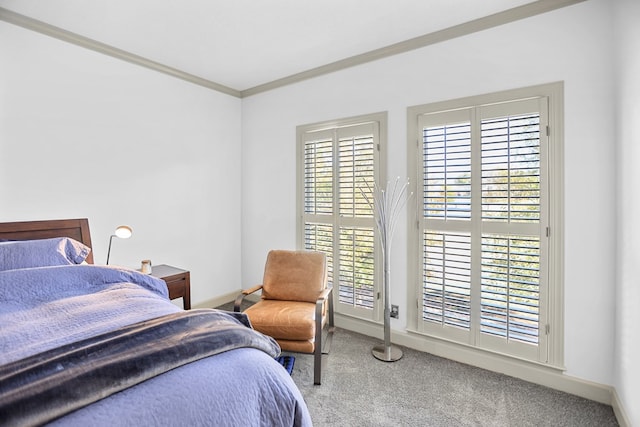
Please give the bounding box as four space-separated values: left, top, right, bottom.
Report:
0 265 312 427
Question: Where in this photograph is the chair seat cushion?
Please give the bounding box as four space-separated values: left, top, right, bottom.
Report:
245 300 318 342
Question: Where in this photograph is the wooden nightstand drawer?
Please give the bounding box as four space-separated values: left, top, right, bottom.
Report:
151 264 191 310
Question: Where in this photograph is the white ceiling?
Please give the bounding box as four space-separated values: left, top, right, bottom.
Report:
0 0 542 92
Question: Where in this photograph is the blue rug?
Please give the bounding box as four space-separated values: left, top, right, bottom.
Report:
275 355 295 375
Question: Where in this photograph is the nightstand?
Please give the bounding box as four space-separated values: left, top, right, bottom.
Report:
152 264 191 310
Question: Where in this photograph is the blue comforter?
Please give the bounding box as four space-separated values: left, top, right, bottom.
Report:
0 265 312 427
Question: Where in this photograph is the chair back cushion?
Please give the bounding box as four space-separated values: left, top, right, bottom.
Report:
262 250 326 303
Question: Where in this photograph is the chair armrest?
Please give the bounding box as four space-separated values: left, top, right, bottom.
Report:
242 284 264 296
317 286 332 302
234 284 263 312
315 286 334 328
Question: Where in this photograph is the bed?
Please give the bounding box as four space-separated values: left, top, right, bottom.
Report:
0 218 312 427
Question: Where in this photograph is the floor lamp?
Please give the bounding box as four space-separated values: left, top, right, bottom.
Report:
363 177 411 362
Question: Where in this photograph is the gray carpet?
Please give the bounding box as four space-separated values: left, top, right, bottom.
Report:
217 304 617 426
289 328 617 427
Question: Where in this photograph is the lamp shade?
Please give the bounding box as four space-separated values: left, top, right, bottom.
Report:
114 225 133 239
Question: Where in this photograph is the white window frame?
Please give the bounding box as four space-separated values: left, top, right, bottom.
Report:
297 112 387 322
407 83 564 367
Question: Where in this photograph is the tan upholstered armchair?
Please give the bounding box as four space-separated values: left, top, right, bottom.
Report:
234 250 334 385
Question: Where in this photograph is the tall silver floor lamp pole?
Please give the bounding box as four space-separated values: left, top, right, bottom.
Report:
363 177 411 362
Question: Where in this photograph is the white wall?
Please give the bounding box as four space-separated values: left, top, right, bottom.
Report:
242 0 617 386
0 21 243 306
613 0 640 424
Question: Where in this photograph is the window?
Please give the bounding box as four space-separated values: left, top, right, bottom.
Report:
408 83 563 366
297 113 386 321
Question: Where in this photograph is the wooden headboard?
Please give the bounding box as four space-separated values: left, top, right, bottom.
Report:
0 218 94 264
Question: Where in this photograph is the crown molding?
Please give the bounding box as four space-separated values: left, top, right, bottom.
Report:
240 0 587 97
0 7 242 98
1 1 586 99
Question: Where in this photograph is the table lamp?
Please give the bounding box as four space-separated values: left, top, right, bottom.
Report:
106 225 132 264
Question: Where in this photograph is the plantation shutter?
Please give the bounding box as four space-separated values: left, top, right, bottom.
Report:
301 120 381 321
417 98 549 362
477 99 548 360
420 108 474 344
304 129 335 288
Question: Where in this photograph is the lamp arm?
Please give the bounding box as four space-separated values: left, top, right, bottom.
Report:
106 235 115 265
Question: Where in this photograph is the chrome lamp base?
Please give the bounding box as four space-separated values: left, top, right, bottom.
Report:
372 344 403 362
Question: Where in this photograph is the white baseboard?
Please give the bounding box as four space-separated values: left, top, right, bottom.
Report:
195 290 261 310
611 387 631 427
334 313 615 405
243 293 261 303
193 290 241 310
